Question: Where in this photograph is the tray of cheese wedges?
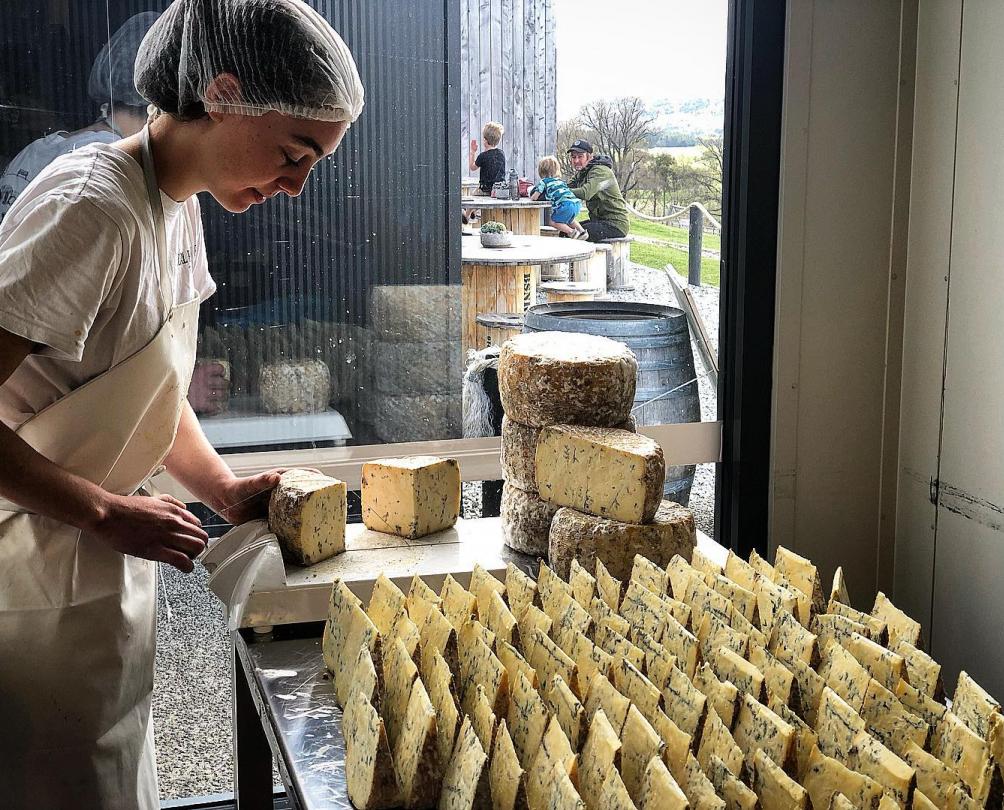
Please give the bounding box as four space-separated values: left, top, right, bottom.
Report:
321 543 1004 810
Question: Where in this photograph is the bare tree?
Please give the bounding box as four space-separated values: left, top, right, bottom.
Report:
576 97 656 194
555 119 582 178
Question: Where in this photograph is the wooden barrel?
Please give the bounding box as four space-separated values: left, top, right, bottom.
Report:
523 301 701 506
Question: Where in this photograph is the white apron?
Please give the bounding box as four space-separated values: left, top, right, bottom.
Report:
0 126 201 809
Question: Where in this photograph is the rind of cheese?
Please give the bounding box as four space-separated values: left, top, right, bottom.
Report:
697 706 744 778
501 483 558 556
661 665 707 738
851 730 916 807
841 632 906 691
527 718 578 810
360 456 460 539
769 695 818 779
570 559 598 608
860 678 930 755
535 424 665 523
732 692 795 772
383 637 419 749
815 686 867 762
631 554 670 596
548 503 696 581
508 670 550 768
342 691 401 810
580 709 623 810
753 747 809 810
528 628 578 697
767 609 818 667
693 664 740 729
585 674 633 737
595 621 646 674
802 745 884 810
546 674 589 752
620 704 666 805
439 716 491 810
641 756 690 810
614 658 663 722
620 580 673 641
485 589 521 649
268 469 347 565
497 331 638 428
392 678 441 809
660 613 700 679
774 545 826 613
931 711 997 804
871 592 922 647
490 720 529 810
259 359 329 413
470 563 507 616
441 574 478 630
425 650 461 768
818 640 873 711
599 768 637 810
500 416 547 491
713 646 765 702
704 752 758 810
889 639 943 700
596 559 624 612
506 563 540 626
682 752 726 810
406 576 442 630
831 566 850 606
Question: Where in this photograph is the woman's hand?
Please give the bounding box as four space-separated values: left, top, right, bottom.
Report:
214 469 286 526
91 493 209 573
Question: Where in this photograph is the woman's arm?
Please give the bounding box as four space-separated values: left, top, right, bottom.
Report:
0 328 208 571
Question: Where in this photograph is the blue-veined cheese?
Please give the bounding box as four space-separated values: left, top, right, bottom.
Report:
816 686 867 763
889 639 943 701
490 719 530 810
595 621 646 674
546 674 589 752
709 573 758 625
419 605 460 678
406 576 442 631
620 580 673 641
644 707 692 783
831 567 850 606
749 549 776 579
508 671 550 769
548 504 697 583
767 610 818 668
894 678 946 729
775 649 826 725
599 767 637 810
425 649 461 768
753 747 809 810
660 612 700 679
439 716 490 810
485 589 521 649
458 618 496 674
386 611 421 669
383 637 419 750
860 678 930 756
585 675 633 736
547 762 587 810
366 574 407 636
336 604 382 708
769 695 818 779
662 664 707 738
732 692 795 772
469 683 499 759
931 711 997 805
705 752 758 809
900 739 969 808
814 614 872 650
693 663 740 729
726 605 767 649
556 627 615 698
539 561 573 611
631 554 670 596
361 456 460 539
640 756 690 810
850 729 916 806
441 574 478 631
802 745 884 810
697 706 744 777
580 709 622 810
470 563 507 617
840 632 906 692
830 793 856 810
691 546 723 578
749 643 795 707
342 690 401 810
724 552 758 594
507 563 540 627
756 574 800 638
684 576 736 631
570 559 598 608
666 555 698 603
871 593 921 647
323 579 362 679
630 629 677 692
459 634 508 720
596 559 624 612
951 671 1001 744
698 613 750 663
519 605 553 655
529 628 578 697
614 658 663 722
346 644 382 714
268 469 347 565
550 591 595 640
499 640 539 691
682 751 726 810
818 640 873 711
663 595 694 630
827 600 889 645
713 647 765 702
912 790 938 810
393 679 441 808
774 545 826 614
620 704 666 805
590 597 631 640
527 717 578 810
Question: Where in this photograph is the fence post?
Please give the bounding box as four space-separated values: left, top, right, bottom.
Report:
688 204 704 286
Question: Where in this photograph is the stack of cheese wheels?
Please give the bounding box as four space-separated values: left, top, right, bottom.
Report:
497 331 639 557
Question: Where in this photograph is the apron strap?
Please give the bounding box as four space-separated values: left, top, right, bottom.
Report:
139 125 174 312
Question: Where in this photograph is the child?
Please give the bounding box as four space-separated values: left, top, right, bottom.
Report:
469 122 506 195
530 155 587 239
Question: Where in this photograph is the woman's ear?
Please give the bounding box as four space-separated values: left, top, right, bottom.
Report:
204 73 242 122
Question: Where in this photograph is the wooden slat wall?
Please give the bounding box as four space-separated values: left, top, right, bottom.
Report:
459 0 557 180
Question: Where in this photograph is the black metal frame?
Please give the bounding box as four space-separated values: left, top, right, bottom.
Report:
716 0 787 558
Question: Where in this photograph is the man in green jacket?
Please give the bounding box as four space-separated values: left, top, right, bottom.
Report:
567 139 630 242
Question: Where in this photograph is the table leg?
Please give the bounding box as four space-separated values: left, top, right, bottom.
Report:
233 641 274 810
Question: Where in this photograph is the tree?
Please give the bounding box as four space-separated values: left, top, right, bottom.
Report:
575 96 656 194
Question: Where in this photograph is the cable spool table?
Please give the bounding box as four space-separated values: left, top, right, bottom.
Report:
461 196 551 235
460 235 595 355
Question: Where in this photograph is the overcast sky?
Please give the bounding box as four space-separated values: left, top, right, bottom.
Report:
553 0 729 121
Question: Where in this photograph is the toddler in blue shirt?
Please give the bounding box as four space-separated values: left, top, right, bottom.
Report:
530 155 588 239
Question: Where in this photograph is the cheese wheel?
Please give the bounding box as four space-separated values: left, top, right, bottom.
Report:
259 359 330 414
501 415 636 490
500 483 558 556
497 332 638 427
548 501 696 580
268 469 347 565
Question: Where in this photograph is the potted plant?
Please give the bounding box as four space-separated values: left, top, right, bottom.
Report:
480 221 511 248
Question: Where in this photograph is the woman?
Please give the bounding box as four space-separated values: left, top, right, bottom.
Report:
0 1 364 807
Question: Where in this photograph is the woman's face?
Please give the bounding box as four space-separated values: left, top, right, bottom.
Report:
202 111 350 213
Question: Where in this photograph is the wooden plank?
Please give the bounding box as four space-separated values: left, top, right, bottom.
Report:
501 0 514 158
544 0 556 155
480 0 492 145
491 0 503 125
512 0 525 175
461 265 476 357
460 0 470 173
534 0 546 162
524 0 537 175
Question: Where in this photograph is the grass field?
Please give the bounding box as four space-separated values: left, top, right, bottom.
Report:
626 215 721 287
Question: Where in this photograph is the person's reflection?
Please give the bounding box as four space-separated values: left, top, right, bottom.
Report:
0 13 158 222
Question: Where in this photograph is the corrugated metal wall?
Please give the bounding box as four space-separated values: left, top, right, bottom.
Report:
460 0 557 179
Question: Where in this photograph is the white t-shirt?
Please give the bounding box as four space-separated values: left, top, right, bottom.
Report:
0 143 216 430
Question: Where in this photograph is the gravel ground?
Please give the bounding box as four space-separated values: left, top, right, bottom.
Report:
153 259 721 800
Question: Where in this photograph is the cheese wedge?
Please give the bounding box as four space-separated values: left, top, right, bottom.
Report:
724 552 758 593
508 671 550 768
490 720 530 810
871 592 921 647
630 629 677 693
769 695 818 779
499 640 538 691
506 563 539 625
439 716 491 810
441 574 478 631
383 636 419 750
732 692 795 772
889 639 943 700
831 566 850 605
470 563 506 615
693 664 740 729
393 679 441 808
640 756 690 810
774 545 826 613
851 730 916 807
580 709 623 810
697 706 744 778
595 621 646 674
405 575 441 630
484 589 521 649
527 717 578 810
546 674 589 752
631 554 670 596
469 683 499 760
342 691 401 810
818 640 872 711
585 673 633 736
713 646 765 702
620 580 673 640
860 677 930 755
595 559 625 611
815 686 867 762
661 664 707 738
599 767 637 810
620 705 665 804
682 752 726 809
558 628 615 698
425 650 461 768
704 752 758 810
753 747 809 810
802 745 884 810
336 604 382 708
614 658 663 723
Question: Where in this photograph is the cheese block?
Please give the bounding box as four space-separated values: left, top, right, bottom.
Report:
871 592 922 647
546 674 589 752
342 691 401 810
490 720 530 810
755 574 800 637
620 705 666 805
570 559 598 607
595 622 646 674
596 559 625 612
693 664 740 728
767 609 818 667
620 580 673 640
831 566 850 605
590 597 631 640
630 629 677 692
485 589 521 649
529 628 578 697
660 613 700 679
534 425 665 523
732 692 795 772
419 606 460 677
599 768 637 810
901 740 969 808
952 671 1001 742
548 503 696 581
889 639 943 700
840 632 906 691
828 600 889 645
361 456 460 539
661 665 707 738
802 745 884 810
713 646 765 701
501 483 558 556
704 752 759 810
724 552 758 594
682 752 726 810
440 716 491 810
813 614 872 649
441 574 478 630
860 678 930 755
931 711 997 805
894 678 947 729
470 563 507 615
259 359 329 413
709 573 758 625
777 651 826 726
506 563 540 623
818 640 872 711
558 628 615 698
815 686 867 762
499 641 539 691
631 555 670 596
393 679 441 809
697 612 748 663
366 574 408 636
749 643 795 706
769 696 818 779
469 684 499 759
384 637 420 749
518 605 553 654
268 469 347 565
497 331 638 427
426 650 461 768
774 545 826 613
336 605 382 708
527 718 578 810
508 671 550 768
645 708 692 783
666 555 698 602
640 756 690 810
697 706 744 777
614 658 663 722
581 709 623 810
851 730 916 807
585 674 633 736
406 576 442 630
753 747 810 810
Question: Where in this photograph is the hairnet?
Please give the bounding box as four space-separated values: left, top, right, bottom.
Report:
88 12 160 107
134 0 364 124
